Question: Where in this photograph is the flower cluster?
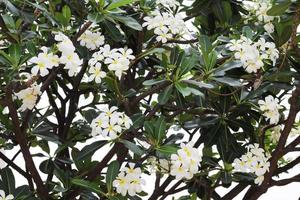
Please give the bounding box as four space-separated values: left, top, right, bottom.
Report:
170 142 202 180
29 46 60 77
113 163 145 196
226 36 279 73
78 29 105 50
90 106 132 139
142 11 186 43
15 84 41 112
54 32 83 76
258 95 282 124
238 0 275 34
233 143 270 185
156 0 180 9
88 45 135 79
0 190 13 200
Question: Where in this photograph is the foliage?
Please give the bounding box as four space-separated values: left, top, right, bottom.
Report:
0 0 300 199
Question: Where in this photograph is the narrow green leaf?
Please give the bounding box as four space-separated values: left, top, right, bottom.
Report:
106 0 137 10
76 140 107 161
158 85 173 105
106 161 120 194
1 167 15 194
71 179 103 194
267 1 291 16
121 140 144 156
156 145 178 155
155 117 167 142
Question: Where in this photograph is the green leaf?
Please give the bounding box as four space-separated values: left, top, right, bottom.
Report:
1 167 15 194
158 85 173 105
76 140 107 161
62 5 71 22
143 79 167 86
178 54 198 77
213 77 242 87
175 82 191 97
214 61 243 76
103 20 124 41
106 161 120 194
71 179 103 194
131 113 145 129
156 145 178 155
106 0 138 10
267 1 291 16
182 80 214 89
87 13 105 23
8 44 21 66
121 140 144 156
109 14 142 31
154 117 167 143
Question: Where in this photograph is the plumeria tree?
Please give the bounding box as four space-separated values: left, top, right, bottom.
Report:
0 0 300 199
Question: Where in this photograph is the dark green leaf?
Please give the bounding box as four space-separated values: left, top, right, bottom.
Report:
158 85 173 105
106 161 120 194
1 167 15 194
76 141 107 161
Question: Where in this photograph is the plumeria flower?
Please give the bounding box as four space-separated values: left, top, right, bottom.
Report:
90 106 132 139
113 164 145 196
170 141 201 180
154 27 172 43
88 62 106 83
54 32 75 53
117 48 135 60
29 47 59 77
233 143 270 186
102 120 122 139
258 95 282 124
15 83 41 112
60 51 83 76
0 190 13 200
78 30 105 50
113 172 130 196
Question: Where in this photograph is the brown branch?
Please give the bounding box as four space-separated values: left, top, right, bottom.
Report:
0 151 33 188
243 84 300 200
221 184 247 200
72 21 93 42
148 176 174 200
167 38 198 44
270 174 300 186
5 85 50 200
274 156 300 175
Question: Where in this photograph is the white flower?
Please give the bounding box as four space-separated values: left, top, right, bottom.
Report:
78 30 105 50
228 35 279 73
88 62 106 83
117 48 135 60
29 47 59 77
154 27 172 43
54 32 75 53
142 11 186 43
60 51 83 76
113 172 130 196
170 141 201 180
0 190 14 200
90 107 132 139
233 143 270 185
258 95 281 124
15 84 41 112
113 164 145 196
264 22 274 34
254 175 264 185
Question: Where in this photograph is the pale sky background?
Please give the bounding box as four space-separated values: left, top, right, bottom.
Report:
1 0 300 199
